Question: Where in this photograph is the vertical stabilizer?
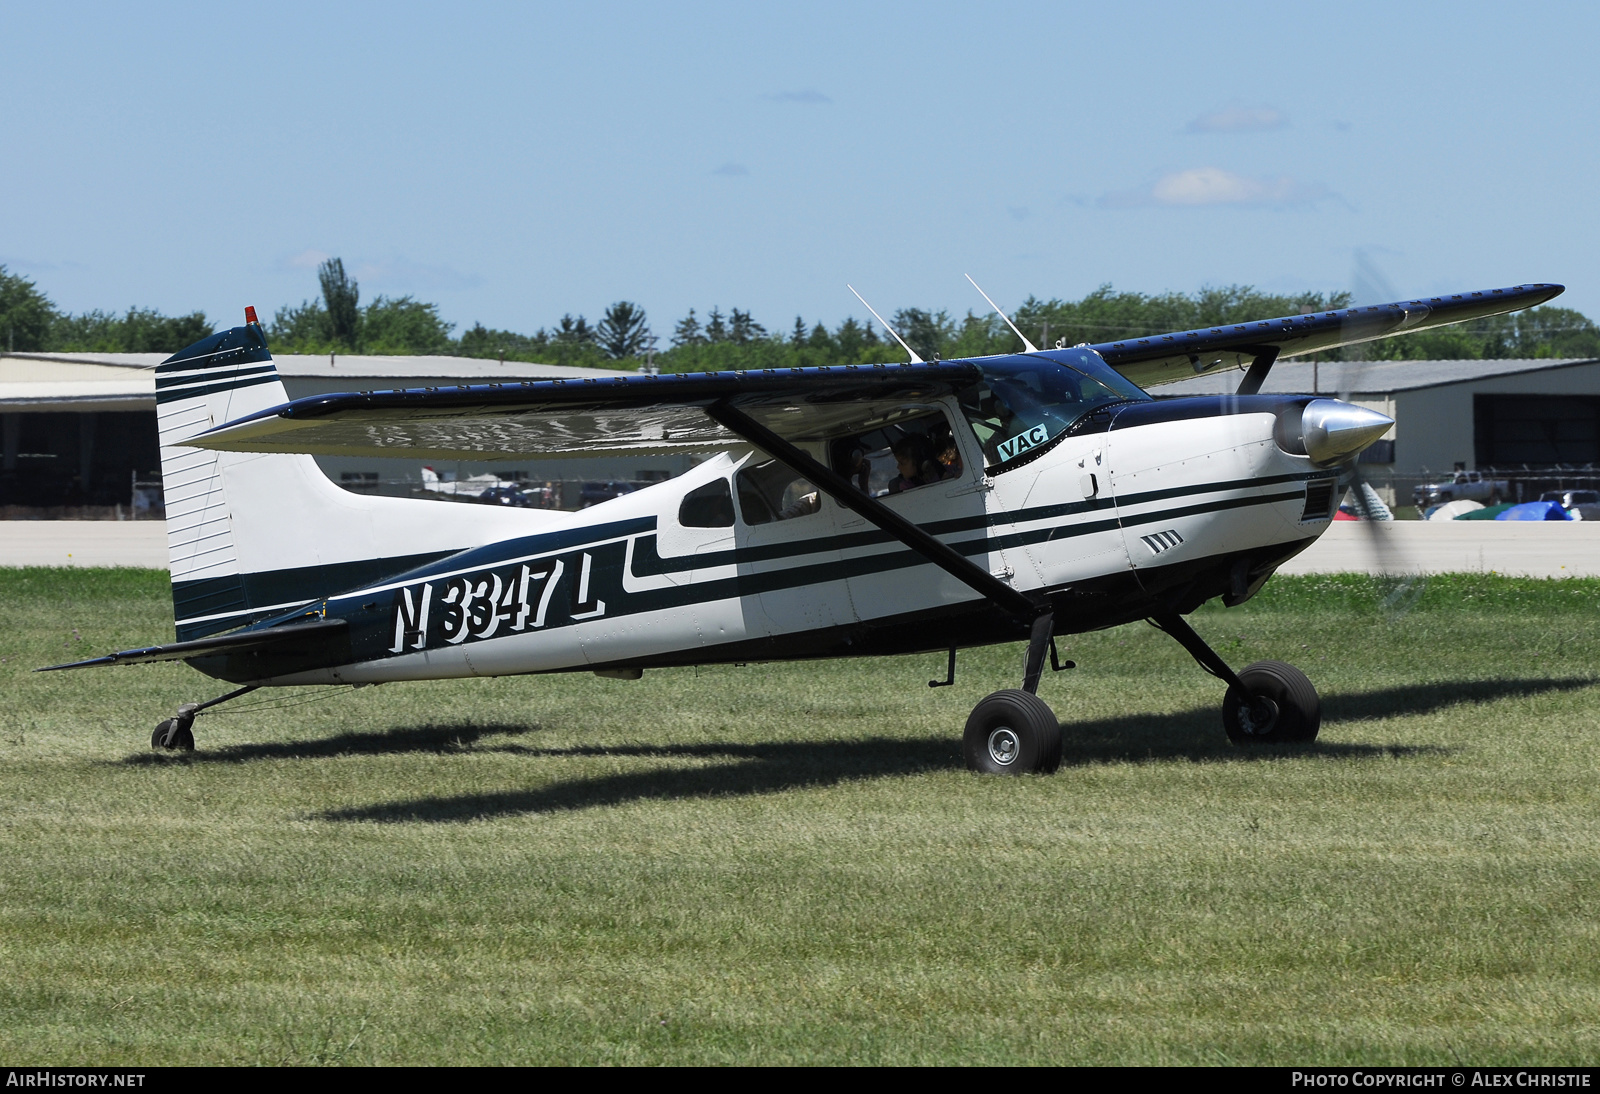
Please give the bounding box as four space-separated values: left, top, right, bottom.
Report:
155 313 286 602
156 311 565 640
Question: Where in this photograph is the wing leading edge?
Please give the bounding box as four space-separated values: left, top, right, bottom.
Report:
1086 282 1563 389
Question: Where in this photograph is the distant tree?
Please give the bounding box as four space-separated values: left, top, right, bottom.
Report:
554 314 595 344
318 258 361 348
891 307 954 360
672 308 705 347
0 265 57 352
459 322 551 361
791 316 807 346
807 321 832 351
596 301 652 359
703 306 728 344
268 299 330 350
728 308 765 344
362 295 455 354
50 307 211 353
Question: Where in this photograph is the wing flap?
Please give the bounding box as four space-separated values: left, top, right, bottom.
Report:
180 362 983 460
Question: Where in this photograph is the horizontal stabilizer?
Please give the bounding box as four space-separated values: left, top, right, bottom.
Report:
36 618 348 671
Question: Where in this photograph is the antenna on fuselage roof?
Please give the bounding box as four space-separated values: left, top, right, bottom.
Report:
847 284 924 364
965 274 1039 353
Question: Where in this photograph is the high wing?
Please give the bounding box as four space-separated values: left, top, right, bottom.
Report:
184 361 985 461
182 282 1562 461
1086 282 1563 389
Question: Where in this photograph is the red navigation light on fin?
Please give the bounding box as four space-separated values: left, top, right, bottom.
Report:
245 306 259 325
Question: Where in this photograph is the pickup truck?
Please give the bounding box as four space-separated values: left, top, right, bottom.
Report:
1413 470 1511 508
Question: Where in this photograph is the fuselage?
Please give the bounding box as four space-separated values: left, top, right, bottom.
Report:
196 385 1349 687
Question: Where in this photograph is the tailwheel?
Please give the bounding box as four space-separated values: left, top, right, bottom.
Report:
151 706 197 751
1222 660 1320 745
964 689 1062 774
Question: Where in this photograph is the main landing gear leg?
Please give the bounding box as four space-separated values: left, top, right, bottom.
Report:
964 611 1072 776
151 685 259 751
1149 611 1321 744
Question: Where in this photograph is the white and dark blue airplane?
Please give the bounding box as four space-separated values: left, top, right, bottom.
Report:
43 282 1563 773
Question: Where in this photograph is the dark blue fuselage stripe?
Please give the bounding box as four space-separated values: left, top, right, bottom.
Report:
173 475 1316 634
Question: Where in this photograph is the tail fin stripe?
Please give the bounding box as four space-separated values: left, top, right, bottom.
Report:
157 373 283 406
155 365 278 390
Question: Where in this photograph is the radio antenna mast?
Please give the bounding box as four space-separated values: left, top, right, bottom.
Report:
847 285 924 364
966 274 1038 352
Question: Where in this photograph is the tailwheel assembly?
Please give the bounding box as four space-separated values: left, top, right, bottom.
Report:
148 686 259 751
151 705 197 751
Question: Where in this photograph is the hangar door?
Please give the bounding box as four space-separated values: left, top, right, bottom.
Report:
1474 395 1600 466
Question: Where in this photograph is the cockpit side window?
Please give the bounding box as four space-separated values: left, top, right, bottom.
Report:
679 478 735 527
958 349 1148 473
737 460 821 526
829 409 965 498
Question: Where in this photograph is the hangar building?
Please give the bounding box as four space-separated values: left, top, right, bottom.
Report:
1159 356 1600 504
7 351 1600 515
0 352 690 514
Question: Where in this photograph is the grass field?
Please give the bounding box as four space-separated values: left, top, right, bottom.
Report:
1 567 1598 1065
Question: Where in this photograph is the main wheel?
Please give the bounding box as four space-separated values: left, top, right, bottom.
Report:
963 689 1062 774
1222 660 1320 744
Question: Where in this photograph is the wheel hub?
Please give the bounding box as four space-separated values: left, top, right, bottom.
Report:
1237 696 1279 736
987 726 1020 766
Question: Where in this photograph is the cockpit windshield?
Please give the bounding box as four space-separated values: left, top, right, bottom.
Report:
958 349 1148 472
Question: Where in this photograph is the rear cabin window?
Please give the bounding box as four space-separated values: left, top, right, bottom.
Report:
737 460 821 525
679 478 734 527
828 410 964 498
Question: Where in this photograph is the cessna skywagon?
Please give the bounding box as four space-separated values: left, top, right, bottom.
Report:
43 282 1564 773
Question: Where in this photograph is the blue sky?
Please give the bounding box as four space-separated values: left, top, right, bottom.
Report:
2 1 1594 338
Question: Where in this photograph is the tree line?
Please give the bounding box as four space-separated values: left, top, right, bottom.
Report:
4 259 1597 366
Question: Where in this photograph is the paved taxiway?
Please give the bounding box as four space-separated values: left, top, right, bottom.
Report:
0 519 1596 577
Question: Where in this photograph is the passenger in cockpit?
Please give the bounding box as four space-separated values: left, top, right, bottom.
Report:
888 435 940 494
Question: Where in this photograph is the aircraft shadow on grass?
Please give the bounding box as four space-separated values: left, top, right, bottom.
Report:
306 676 1590 824
118 721 539 766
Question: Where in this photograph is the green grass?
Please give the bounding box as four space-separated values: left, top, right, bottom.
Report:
1 567 1598 1064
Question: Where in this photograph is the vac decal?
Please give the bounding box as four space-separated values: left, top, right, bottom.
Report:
996 424 1050 463
388 551 608 653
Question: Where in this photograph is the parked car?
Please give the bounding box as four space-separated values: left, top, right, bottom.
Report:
1413 470 1510 508
1538 489 1600 510
476 485 539 508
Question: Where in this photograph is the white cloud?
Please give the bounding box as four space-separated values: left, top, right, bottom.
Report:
1100 167 1332 209
766 89 831 104
712 162 749 176
353 256 483 293
1186 104 1288 134
283 248 331 270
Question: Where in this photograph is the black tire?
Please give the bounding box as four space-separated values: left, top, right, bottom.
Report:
1222 660 1320 745
151 715 195 751
963 689 1062 774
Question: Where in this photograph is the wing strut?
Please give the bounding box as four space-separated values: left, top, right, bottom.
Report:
705 400 1047 627
1235 346 1279 396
